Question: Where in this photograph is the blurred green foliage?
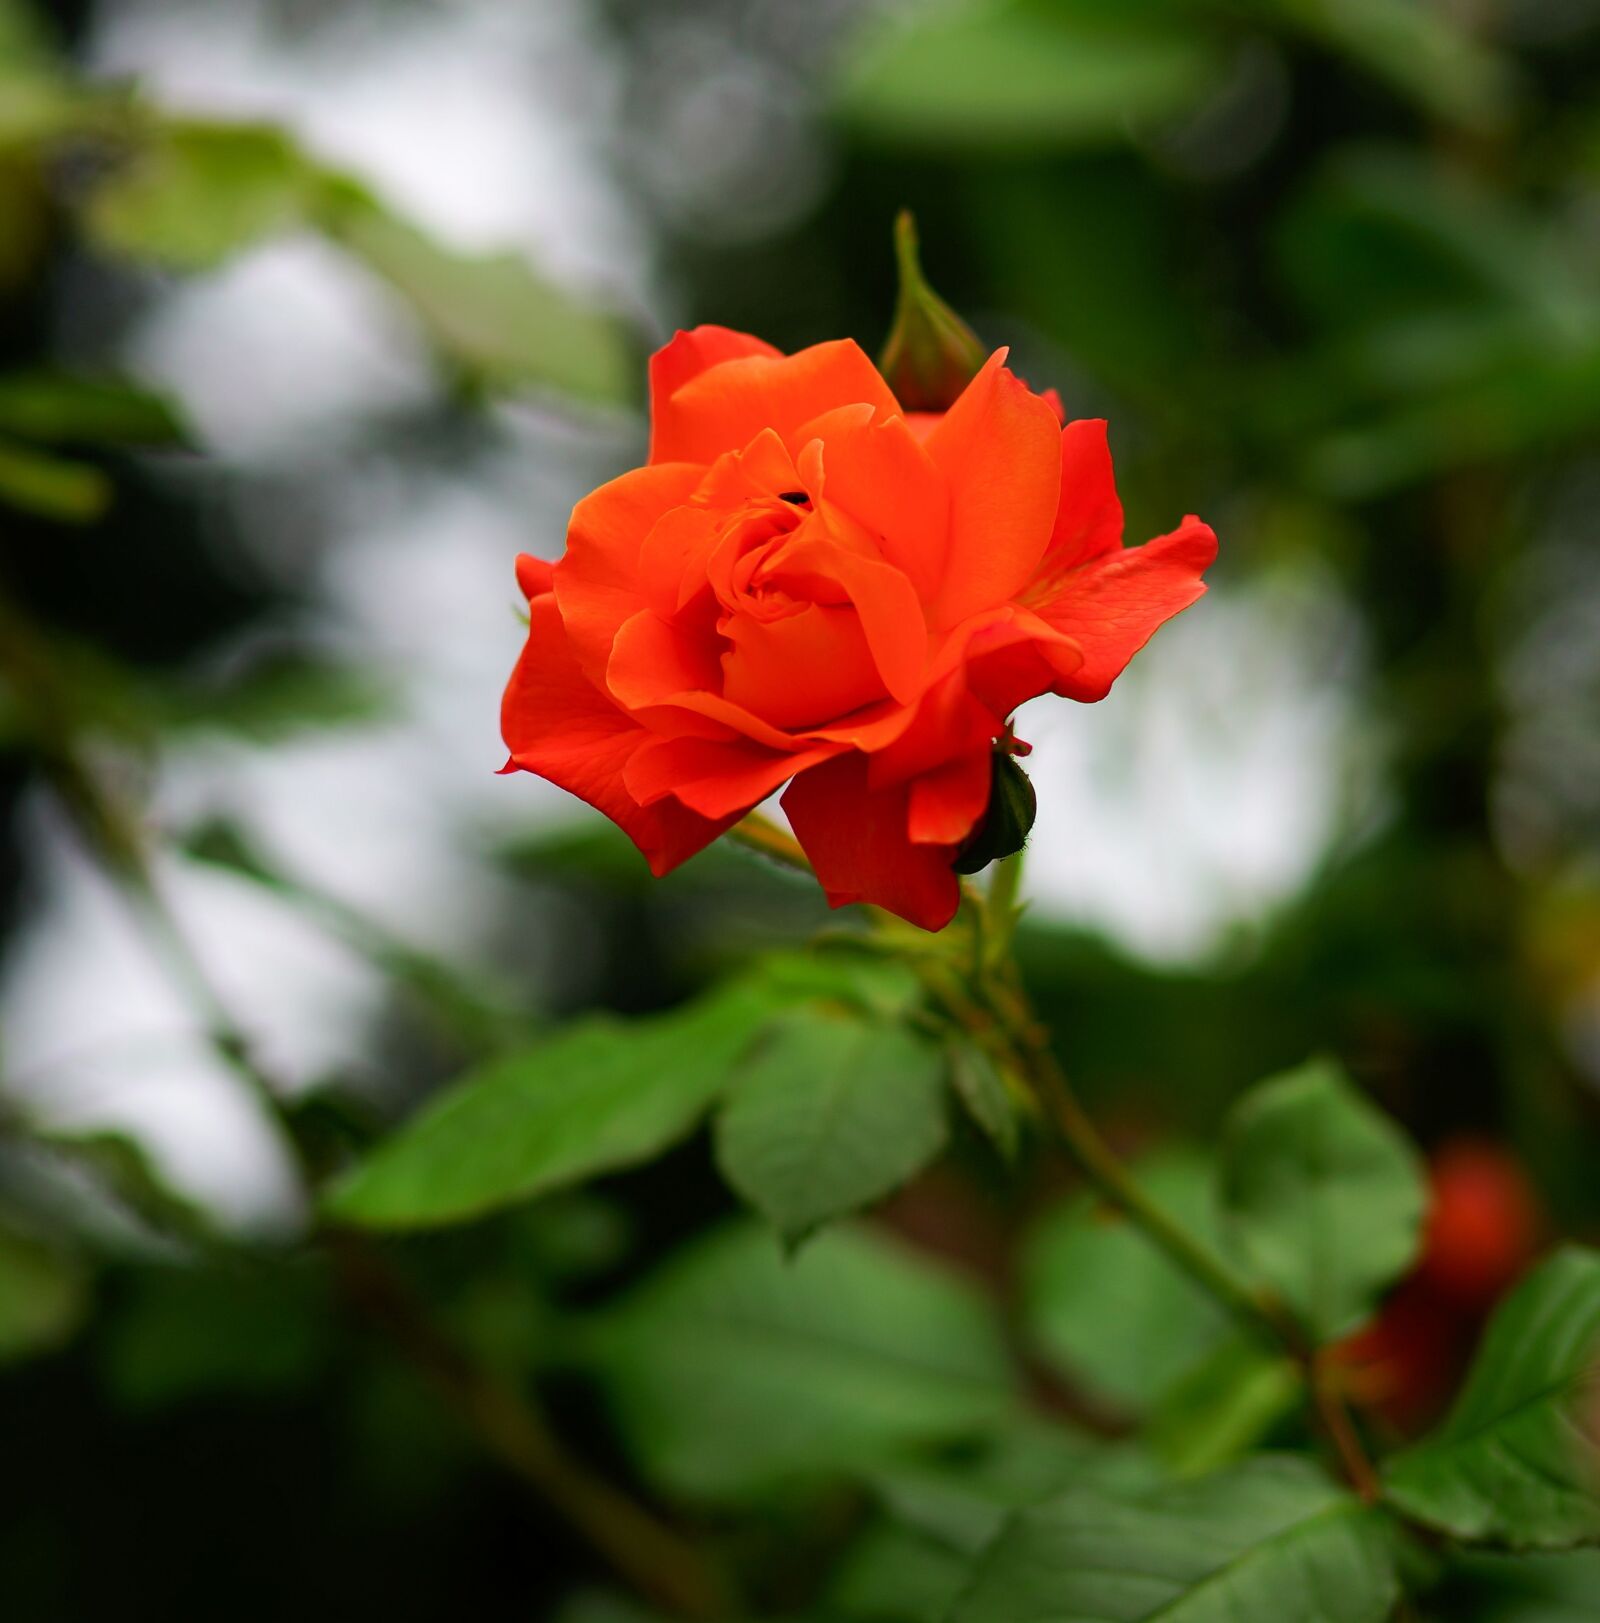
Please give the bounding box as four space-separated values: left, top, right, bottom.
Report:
1 0 1599 1619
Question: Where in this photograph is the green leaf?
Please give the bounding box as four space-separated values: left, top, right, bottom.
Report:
1383 1247 1600 1551
0 371 185 445
1275 149 1586 339
830 1520 973 1623
838 1 1219 150
0 0 58 79
77 115 631 404
0 434 109 520
84 121 313 270
948 1455 1399 1623
153 651 388 740
0 1224 87 1366
322 185 633 405
1436 1550 1600 1622
580 1222 1016 1498
946 1037 1021 1161
99 1263 329 1410
869 1413 1158 1556
1262 0 1515 132
325 981 776 1230
1147 1335 1303 1479
1022 1148 1231 1414
747 947 924 1023
714 1006 948 1245
1219 1058 1426 1342
33 1126 215 1244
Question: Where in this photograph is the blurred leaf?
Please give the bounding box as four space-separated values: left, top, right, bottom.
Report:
0 1224 87 1366
0 79 93 150
74 114 632 407
948 1455 1398 1623
499 819 670 890
1260 0 1514 131
1383 1247 1600 1551
714 1005 948 1246
325 980 778 1230
1219 1058 1426 1342
1146 1334 1303 1478
838 1 1220 150
0 0 79 151
1435 1550 1600 1622
748 947 925 1022
1277 149 1590 334
580 1222 1016 1499
970 159 1208 399
851 1418 1154 1613
830 1519 971 1623
945 1037 1021 1161
32 1125 215 1245
1298 343 1600 498
0 371 185 445
99 1263 331 1410
0 435 109 520
1022 1148 1231 1414
153 650 388 740
322 183 633 404
0 0 54 70
84 120 313 270
505 1192 633 1286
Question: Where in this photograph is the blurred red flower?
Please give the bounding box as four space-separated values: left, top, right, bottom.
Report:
501 327 1215 928
1339 1138 1546 1433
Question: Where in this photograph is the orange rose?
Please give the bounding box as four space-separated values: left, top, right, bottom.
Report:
500 326 1216 929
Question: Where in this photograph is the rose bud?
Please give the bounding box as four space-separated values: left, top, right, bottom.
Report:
954 746 1037 875
878 210 988 413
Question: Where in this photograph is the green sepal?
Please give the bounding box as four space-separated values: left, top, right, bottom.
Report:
879 210 987 411
954 751 1037 875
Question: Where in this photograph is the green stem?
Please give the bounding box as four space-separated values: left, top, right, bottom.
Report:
971 911 1381 1501
981 848 1025 974
728 810 811 873
994 980 1299 1345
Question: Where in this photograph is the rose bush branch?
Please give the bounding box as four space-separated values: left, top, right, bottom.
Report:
731 803 1383 1499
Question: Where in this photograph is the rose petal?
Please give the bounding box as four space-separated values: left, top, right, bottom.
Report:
924 350 1062 627
908 749 992 848
721 601 886 729
515 553 555 600
624 734 842 820
804 412 951 604
651 339 901 467
1048 419 1124 567
769 530 929 705
501 597 732 874
1031 516 1218 701
782 752 962 930
648 326 781 463
605 608 807 751
555 462 704 683
868 666 999 789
